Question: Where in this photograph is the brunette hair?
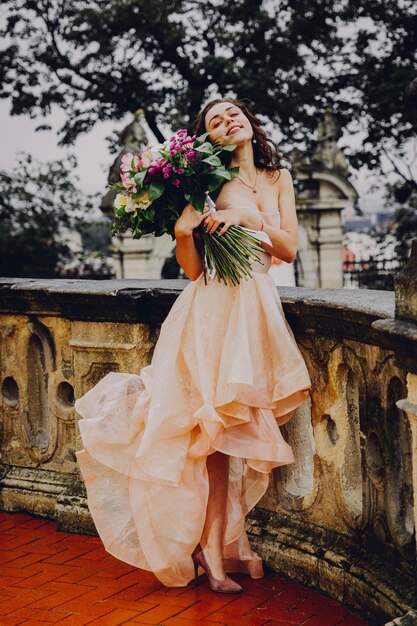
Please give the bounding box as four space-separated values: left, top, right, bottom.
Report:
192 97 285 177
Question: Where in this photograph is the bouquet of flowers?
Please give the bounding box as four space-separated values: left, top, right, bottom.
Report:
109 129 266 285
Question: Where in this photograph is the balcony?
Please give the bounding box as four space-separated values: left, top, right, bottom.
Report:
0 242 416 626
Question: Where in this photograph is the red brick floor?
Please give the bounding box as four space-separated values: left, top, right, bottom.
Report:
0 512 369 626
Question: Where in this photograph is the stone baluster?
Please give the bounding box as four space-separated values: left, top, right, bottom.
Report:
393 239 417 574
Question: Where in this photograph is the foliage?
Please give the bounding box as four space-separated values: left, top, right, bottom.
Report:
389 185 417 264
57 249 115 279
0 0 415 173
0 153 114 279
349 186 417 290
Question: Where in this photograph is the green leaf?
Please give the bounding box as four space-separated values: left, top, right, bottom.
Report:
194 142 213 154
193 131 210 147
134 171 147 186
220 144 237 151
228 166 240 178
202 155 222 166
107 182 124 192
189 193 206 213
210 168 232 180
206 174 230 192
148 180 165 201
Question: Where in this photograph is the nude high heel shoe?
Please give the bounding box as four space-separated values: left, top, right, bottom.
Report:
191 543 243 594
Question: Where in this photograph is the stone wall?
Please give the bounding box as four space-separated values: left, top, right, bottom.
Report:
0 269 416 625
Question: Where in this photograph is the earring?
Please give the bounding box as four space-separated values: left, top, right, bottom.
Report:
252 138 257 144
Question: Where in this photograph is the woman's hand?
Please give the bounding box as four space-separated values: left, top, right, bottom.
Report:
203 206 263 236
174 202 212 239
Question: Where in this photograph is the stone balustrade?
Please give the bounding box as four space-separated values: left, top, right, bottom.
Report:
1 244 416 625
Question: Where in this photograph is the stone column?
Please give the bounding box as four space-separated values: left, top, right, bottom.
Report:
296 199 347 288
291 109 359 289
110 232 176 279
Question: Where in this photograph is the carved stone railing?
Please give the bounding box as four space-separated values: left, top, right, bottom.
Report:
1 244 417 625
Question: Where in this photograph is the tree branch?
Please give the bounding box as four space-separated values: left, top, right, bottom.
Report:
145 111 166 143
382 144 417 188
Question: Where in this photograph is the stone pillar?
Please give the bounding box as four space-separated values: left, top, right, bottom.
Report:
100 109 178 280
296 197 347 288
291 109 359 289
110 232 176 279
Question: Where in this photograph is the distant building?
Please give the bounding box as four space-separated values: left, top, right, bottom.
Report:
343 217 373 232
342 244 356 271
375 210 396 229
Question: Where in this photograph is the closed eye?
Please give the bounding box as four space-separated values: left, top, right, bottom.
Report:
213 111 240 128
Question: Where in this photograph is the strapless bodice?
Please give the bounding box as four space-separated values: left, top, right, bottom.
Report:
223 203 281 275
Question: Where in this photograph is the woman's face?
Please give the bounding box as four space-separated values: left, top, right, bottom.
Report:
204 102 253 145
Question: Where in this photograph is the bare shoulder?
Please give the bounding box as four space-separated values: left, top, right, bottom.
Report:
275 167 293 188
260 167 293 189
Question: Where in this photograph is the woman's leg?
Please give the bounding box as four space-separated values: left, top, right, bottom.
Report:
200 450 229 580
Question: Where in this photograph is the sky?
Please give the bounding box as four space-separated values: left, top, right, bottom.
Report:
0 99 386 215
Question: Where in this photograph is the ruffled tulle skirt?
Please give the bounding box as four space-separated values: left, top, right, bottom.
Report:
75 270 312 587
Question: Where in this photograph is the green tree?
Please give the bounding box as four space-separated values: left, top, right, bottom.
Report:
0 153 114 278
388 184 417 264
1 0 415 171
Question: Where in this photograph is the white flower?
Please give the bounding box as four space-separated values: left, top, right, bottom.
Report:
124 195 138 213
114 194 127 209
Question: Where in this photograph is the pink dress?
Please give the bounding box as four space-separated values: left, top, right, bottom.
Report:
74 205 312 587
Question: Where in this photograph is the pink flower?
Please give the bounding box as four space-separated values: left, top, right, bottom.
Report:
140 147 162 166
163 173 169 179
121 173 137 191
140 156 151 168
121 152 136 173
173 179 181 186
148 166 156 175
209 165 215 170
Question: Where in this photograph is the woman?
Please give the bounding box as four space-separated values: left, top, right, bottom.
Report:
75 97 312 595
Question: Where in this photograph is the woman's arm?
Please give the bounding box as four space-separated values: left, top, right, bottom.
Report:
174 203 210 280
175 231 204 280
